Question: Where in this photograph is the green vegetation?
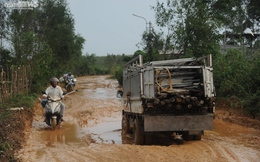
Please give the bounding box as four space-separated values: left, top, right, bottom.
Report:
0 0 260 125
0 0 259 115
0 141 14 161
0 0 85 92
214 50 260 115
0 94 36 122
0 0 259 160
149 0 260 116
0 0 253 91
4 94 37 109
0 93 36 161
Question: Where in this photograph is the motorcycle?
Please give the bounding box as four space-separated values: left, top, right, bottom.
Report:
65 78 77 92
42 92 65 130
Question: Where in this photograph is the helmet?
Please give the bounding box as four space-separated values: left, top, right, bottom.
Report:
50 77 59 86
68 72 71 76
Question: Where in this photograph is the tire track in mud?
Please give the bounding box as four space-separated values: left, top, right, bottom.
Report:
192 139 237 161
17 75 260 162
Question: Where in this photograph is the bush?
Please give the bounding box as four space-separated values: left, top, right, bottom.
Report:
213 50 254 97
0 94 36 161
214 49 260 117
114 67 123 86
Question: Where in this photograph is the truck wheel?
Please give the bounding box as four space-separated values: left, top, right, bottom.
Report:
122 115 130 135
134 119 144 145
186 135 194 141
194 135 201 140
145 135 153 145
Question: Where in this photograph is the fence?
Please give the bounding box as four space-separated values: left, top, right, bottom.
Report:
0 66 30 103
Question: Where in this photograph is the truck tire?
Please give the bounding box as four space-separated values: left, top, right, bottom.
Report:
122 115 130 135
194 135 202 140
183 131 193 141
134 119 144 145
145 135 153 145
183 131 202 141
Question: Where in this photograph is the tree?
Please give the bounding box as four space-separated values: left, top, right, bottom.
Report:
105 54 122 74
153 0 220 58
74 54 97 76
132 50 145 59
3 0 85 92
214 50 254 97
39 0 82 74
248 0 260 23
71 34 85 71
141 29 164 61
211 0 254 33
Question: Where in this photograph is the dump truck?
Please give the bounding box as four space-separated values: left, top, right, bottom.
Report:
120 55 216 145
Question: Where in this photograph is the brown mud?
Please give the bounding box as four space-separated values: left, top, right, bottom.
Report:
13 75 260 162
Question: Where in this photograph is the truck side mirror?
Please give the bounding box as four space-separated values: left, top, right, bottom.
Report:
117 90 123 98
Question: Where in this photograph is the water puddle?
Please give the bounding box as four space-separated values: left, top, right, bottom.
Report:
82 117 133 144
41 117 256 147
83 88 117 100
40 123 84 147
39 120 131 147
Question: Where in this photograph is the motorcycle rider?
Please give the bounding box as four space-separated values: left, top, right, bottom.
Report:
65 72 75 89
65 72 73 82
43 77 66 122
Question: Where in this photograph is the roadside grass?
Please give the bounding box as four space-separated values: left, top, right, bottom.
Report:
3 93 37 109
0 94 37 162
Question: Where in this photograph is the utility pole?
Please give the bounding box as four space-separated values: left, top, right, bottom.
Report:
0 4 3 48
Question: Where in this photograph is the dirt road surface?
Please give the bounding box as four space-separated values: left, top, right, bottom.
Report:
17 75 260 162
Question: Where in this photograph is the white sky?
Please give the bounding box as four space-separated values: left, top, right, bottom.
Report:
67 0 161 56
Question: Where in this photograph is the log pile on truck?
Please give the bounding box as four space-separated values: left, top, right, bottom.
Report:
120 55 216 145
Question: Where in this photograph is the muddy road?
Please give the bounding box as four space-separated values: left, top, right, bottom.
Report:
17 75 260 162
